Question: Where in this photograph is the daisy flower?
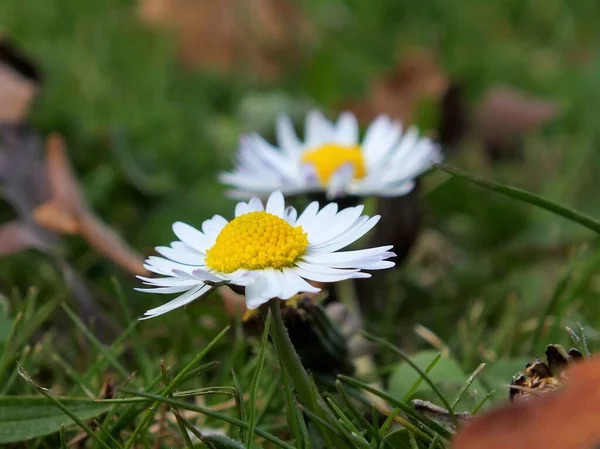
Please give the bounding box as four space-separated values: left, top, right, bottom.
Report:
219 109 442 199
137 190 395 318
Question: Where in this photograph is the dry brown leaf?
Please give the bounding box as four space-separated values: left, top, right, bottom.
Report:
344 50 449 124
43 133 85 213
33 199 80 234
78 212 149 276
0 39 40 123
473 85 559 158
30 133 150 276
452 357 600 449
138 0 313 79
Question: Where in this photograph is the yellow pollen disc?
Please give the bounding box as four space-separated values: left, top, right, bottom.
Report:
300 143 366 185
205 211 309 274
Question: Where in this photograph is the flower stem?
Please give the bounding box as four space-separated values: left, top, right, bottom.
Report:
268 299 317 411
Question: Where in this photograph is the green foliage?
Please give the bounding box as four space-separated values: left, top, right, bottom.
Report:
388 351 486 411
0 396 111 444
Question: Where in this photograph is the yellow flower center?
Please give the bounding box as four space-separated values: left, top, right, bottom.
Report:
300 143 366 185
205 211 309 273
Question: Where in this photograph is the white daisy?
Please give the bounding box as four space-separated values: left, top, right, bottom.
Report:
219 109 442 199
137 190 395 318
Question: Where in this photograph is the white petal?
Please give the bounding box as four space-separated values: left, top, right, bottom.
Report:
235 202 252 217
171 241 204 255
295 261 361 276
356 260 396 270
249 197 265 212
155 246 205 265
245 274 279 309
326 164 354 199
265 190 285 217
248 134 300 181
295 201 320 227
284 206 298 225
313 216 380 253
281 269 321 294
292 266 368 283
309 215 368 250
302 202 338 238
191 268 226 283
141 284 211 318
220 173 287 191
305 109 335 148
145 256 196 276
307 206 364 246
362 116 402 169
170 269 199 280
382 127 421 170
335 112 359 145
277 270 301 299
137 275 200 287
304 245 393 263
135 285 192 294
172 222 212 253
299 163 320 188
304 253 396 269
276 115 302 157
368 181 416 198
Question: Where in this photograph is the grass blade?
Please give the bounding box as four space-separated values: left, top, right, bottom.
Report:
61 304 129 379
111 277 153 382
124 325 230 448
435 163 600 234
335 380 378 442
160 360 194 448
231 368 247 442
246 311 271 448
362 331 457 427
337 375 452 440
402 353 442 403
255 371 281 427
451 363 486 411
18 365 117 449
281 368 305 448
119 388 295 449
471 391 495 414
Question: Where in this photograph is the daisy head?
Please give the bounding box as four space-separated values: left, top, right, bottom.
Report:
219 109 442 200
137 191 395 318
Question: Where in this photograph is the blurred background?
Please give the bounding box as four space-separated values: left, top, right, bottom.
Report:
2 0 600 387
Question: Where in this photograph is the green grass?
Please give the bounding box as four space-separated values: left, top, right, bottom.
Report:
1 0 600 447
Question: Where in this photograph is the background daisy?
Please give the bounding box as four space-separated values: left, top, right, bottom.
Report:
137 190 395 318
220 109 442 200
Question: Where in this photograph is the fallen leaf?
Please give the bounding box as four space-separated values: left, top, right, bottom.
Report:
32 133 149 276
42 133 86 213
510 344 583 404
0 125 122 339
32 199 80 234
0 39 41 123
78 211 148 276
452 356 600 449
473 85 560 160
137 0 313 79
343 49 449 124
